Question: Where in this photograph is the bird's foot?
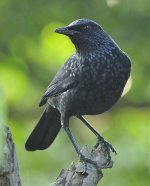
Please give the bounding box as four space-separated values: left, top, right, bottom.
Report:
79 152 99 171
94 135 117 162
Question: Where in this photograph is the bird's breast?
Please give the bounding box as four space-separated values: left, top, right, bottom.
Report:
69 62 129 115
58 51 131 116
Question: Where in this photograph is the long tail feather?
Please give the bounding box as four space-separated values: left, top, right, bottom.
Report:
25 106 61 151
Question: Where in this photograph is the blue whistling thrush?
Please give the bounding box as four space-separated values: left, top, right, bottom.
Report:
25 19 131 163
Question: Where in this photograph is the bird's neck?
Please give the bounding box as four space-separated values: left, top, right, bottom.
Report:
76 40 117 60
76 45 98 56
75 33 117 56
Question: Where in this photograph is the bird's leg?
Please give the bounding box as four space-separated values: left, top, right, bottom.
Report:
61 116 99 169
77 115 117 161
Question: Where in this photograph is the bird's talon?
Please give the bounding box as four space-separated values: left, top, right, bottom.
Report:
79 153 99 170
94 141 99 149
104 141 117 155
94 136 117 162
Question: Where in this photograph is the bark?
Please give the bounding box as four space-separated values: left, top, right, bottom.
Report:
0 125 22 186
50 145 113 186
0 125 114 186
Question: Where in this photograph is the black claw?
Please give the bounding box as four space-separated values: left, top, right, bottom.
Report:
94 136 117 162
94 141 99 149
79 153 99 170
94 135 104 149
105 141 117 155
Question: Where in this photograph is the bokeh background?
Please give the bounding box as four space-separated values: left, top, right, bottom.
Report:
0 0 150 185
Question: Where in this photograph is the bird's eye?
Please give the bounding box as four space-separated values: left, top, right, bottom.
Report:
82 25 89 30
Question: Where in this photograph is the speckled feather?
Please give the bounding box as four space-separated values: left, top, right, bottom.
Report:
26 19 131 151
39 19 131 117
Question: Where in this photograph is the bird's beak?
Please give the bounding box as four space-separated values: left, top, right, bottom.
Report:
55 26 79 36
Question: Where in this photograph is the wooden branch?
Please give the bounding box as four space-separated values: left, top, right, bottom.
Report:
0 125 22 186
50 145 114 186
0 125 114 186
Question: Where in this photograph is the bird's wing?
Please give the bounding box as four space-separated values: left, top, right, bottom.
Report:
39 54 78 107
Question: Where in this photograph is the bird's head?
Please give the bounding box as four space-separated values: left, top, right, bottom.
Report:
55 19 108 52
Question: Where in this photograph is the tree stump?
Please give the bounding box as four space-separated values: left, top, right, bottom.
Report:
0 125 22 186
50 145 114 186
0 125 114 186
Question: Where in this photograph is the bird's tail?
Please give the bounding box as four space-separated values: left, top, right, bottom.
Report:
25 106 61 151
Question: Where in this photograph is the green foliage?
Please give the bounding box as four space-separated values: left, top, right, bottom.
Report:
0 0 149 185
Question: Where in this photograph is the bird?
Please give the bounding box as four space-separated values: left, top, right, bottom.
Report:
25 19 131 162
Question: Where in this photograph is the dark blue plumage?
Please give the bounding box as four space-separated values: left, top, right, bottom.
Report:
26 19 131 162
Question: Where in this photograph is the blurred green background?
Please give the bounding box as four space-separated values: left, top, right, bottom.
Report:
0 0 150 185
